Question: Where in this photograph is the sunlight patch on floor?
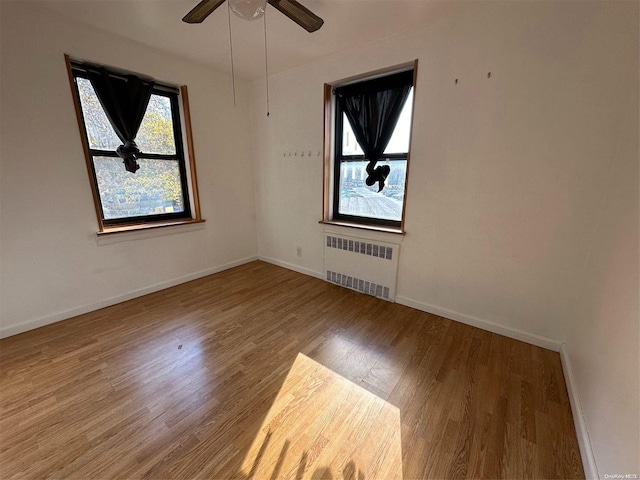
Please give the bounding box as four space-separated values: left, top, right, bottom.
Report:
238 353 403 479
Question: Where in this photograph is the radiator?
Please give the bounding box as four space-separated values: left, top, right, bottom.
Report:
324 233 400 302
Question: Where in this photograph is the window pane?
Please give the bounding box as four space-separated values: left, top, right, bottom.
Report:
76 77 121 150
337 160 406 222
135 95 177 155
384 88 413 154
93 156 185 220
342 114 364 156
341 88 413 156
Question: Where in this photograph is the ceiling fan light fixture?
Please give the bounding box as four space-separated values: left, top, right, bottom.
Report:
228 0 266 20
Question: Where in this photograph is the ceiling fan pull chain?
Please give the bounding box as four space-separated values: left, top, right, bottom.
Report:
227 1 237 107
263 10 270 117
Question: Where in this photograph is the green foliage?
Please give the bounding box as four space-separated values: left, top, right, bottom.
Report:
95 158 184 219
77 77 120 150
136 96 176 155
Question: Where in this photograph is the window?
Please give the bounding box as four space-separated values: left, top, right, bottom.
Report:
65 56 202 233
323 63 416 232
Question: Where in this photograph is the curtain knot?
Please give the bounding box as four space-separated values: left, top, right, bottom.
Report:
116 140 141 173
365 164 391 192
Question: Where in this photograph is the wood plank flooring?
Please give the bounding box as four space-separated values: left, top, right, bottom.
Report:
0 261 584 479
236 353 403 479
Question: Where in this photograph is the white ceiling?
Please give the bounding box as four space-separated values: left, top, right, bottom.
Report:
39 0 442 80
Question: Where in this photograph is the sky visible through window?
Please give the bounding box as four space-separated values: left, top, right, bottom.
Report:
342 89 413 155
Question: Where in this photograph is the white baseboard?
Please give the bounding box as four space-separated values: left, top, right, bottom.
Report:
0 256 258 339
258 256 324 280
395 295 562 352
560 344 599 480
252 259 562 352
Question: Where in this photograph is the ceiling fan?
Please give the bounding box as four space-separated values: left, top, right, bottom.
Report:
183 0 324 32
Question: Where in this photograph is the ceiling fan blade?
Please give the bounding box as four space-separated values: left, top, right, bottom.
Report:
182 0 227 23
267 0 324 32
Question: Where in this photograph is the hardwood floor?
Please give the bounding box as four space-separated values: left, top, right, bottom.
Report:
0 261 584 479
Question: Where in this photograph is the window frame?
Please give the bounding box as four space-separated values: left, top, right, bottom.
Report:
65 55 203 234
322 61 418 234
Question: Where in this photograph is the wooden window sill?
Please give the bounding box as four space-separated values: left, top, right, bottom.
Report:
319 220 404 236
98 218 206 236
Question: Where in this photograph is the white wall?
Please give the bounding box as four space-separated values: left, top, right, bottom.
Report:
0 1 258 336
0 0 637 476
251 1 639 477
562 14 639 477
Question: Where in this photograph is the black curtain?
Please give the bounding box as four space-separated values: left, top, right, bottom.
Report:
87 67 155 173
336 70 413 192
